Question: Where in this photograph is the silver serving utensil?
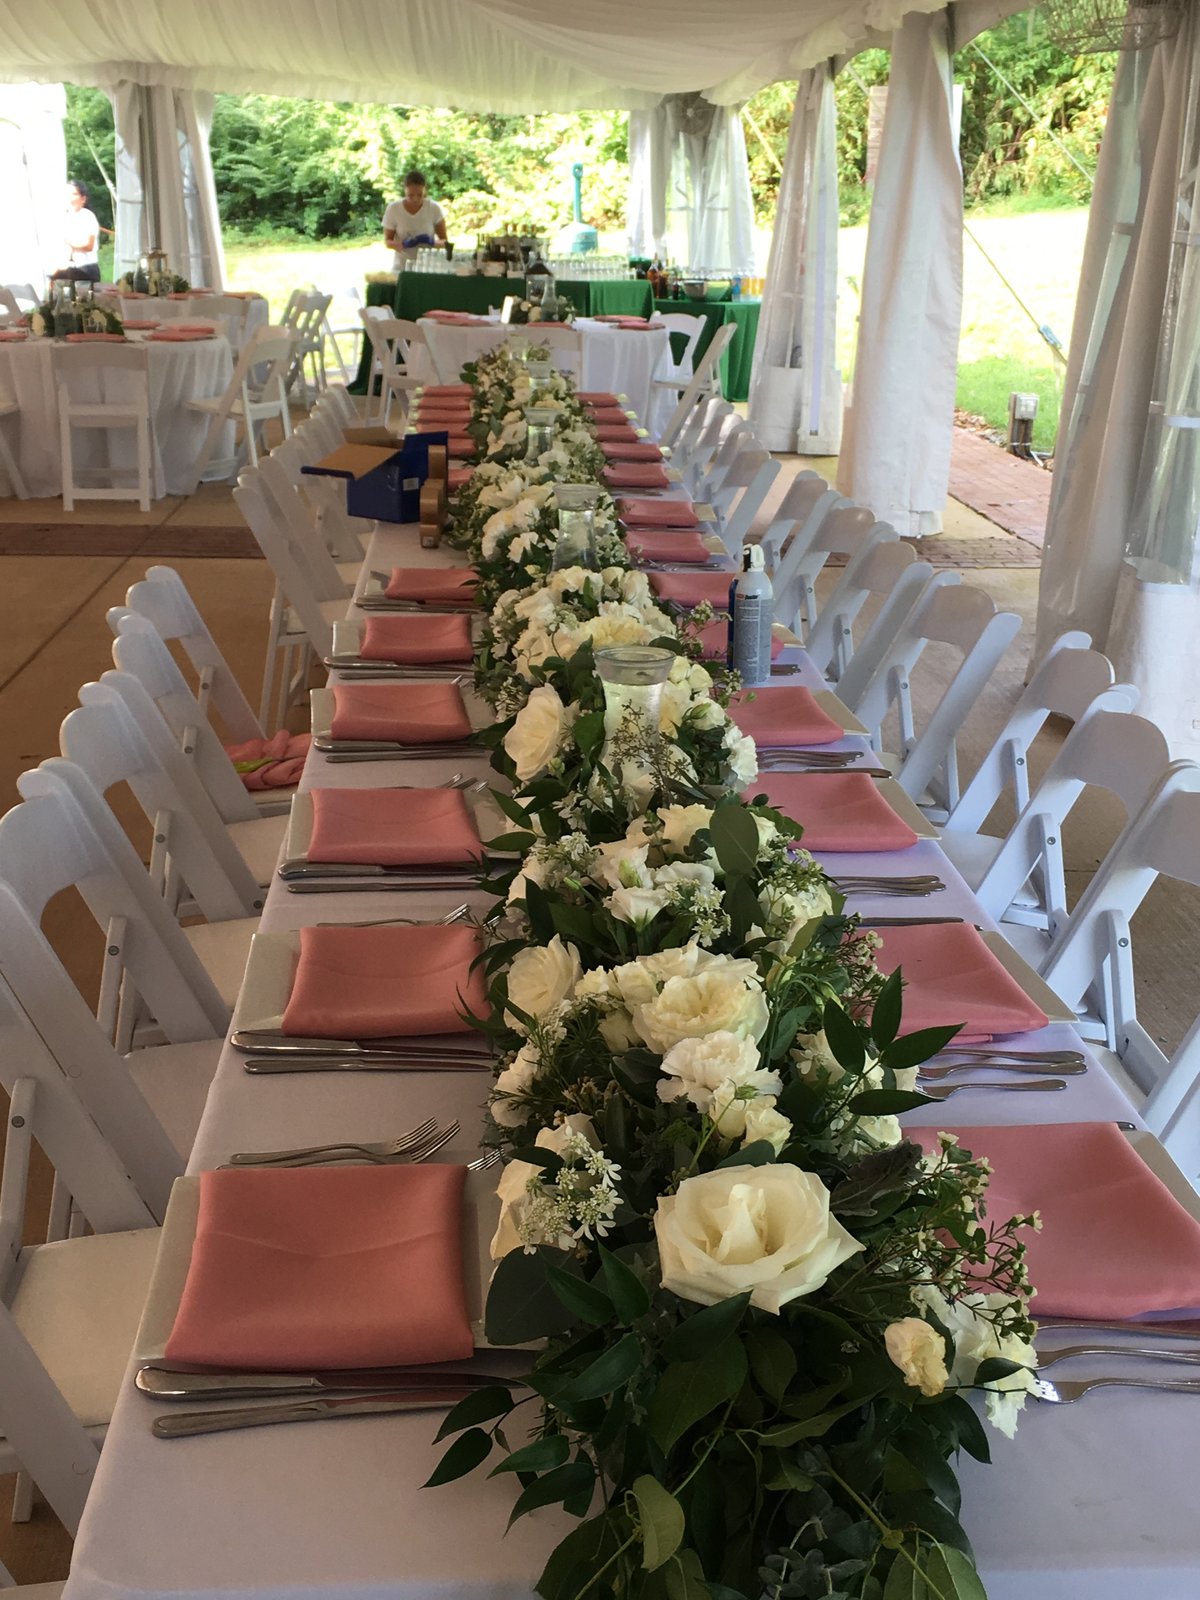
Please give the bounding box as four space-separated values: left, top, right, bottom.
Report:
919 1059 1087 1080
153 1387 480 1438
759 763 894 778
320 751 489 766
278 860 483 881
139 1365 521 1401
226 1118 445 1166
833 876 945 889
313 738 484 755
1031 1374 1200 1404
756 747 862 764
920 1076 1068 1099
837 885 945 899
1037 1343 1200 1370
232 1030 489 1058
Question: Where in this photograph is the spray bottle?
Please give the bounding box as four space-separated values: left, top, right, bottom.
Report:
731 544 774 687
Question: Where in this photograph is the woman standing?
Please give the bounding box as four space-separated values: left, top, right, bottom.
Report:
382 170 447 268
54 180 102 283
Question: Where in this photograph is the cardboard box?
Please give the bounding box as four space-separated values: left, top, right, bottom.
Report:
302 431 449 523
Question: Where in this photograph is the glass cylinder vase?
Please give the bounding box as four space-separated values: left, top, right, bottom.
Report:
551 483 600 570
594 645 675 809
524 406 558 463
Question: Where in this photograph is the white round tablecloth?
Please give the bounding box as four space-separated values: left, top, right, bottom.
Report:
98 293 269 350
413 318 670 422
0 334 236 499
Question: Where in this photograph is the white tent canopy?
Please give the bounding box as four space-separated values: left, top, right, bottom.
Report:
0 0 963 111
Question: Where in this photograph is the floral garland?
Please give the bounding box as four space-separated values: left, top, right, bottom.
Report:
427 340 1038 1600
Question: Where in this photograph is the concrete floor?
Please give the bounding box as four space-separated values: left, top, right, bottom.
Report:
0 451 1195 1582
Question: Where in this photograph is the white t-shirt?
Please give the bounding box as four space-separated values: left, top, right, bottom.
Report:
383 198 445 267
65 207 99 268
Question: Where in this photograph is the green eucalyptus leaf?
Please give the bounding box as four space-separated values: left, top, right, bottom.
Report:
433 1385 515 1441
600 1246 652 1323
422 1426 493 1487
663 1291 752 1362
546 1264 615 1327
632 1475 686 1571
822 999 866 1070
881 1026 964 1071
489 1434 570 1476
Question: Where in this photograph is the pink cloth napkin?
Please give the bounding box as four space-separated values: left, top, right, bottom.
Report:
743 772 919 852
578 391 620 404
649 569 736 608
0 330 28 342
729 685 845 747
594 425 641 444
423 384 472 397
872 923 1049 1042
330 681 472 743
384 567 478 607
170 321 218 333
604 462 670 490
448 467 473 491
121 318 160 330
625 527 713 564
225 730 310 790
698 619 783 662
448 435 478 459
424 310 475 323
911 1123 1200 1319
602 442 665 463
589 408 633 426
148 329 213 341
65 332 126 343
282 922 488 1038
618 496 700 528
164 1164 474 1369
308 786 484 867
360 612 473 665
414 407 471 422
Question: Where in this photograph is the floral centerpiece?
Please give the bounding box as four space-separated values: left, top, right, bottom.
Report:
28 298 125 339
424 339 1039 1600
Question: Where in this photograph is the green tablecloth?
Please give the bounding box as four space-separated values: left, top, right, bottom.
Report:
351 274 655 392
651 298 761 403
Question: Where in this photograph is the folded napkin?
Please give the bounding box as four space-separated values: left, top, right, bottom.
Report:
121 318 160 330
625 527 713 564
226 730 311 790
729 684 845 746
148 329 213 341
872 923 1049 1043
649 569 736 608
589 408 634 426
594 425 641 444
414 406 472 420
308 786 483 867
224 290 260 299
384 567 478 607
911 1123 1200 1320
578 391 620 404
604 462 670 491
697 619 783 663
744 772 919 853
167 292 194 300
422 383 473 397
65 332 125 343
618 496 700 528
164 1164 474 1370
602 442 665 463
448 467 473 491
330 680 472 743
282 922 488 1038
360 611 474 665
448 436 478 459
170 321 218 333
0 330 28 342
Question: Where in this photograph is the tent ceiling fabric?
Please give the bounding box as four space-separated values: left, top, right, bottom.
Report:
0 0 956 109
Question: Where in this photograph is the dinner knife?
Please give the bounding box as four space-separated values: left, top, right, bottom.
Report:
139 1364 520 1400
856 916 966 926
233 1030 490 1054
242 1055 489 1074
313 740 485 755
277 860 483 880
152 1387 480 1438
284 878 487 893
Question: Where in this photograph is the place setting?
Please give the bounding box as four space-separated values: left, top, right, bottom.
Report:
324 612 478 676
309 678 489 762
357 566 480 611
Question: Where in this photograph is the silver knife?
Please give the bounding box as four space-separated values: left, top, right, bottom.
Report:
152 1387 479 1438
856 916 966 926
313 740 484 755
243 1055 489 1074
139 1364 519 1400
1038 1318 1200 1341
277 860 482 880
232 1030 490 1057
285 879 486 893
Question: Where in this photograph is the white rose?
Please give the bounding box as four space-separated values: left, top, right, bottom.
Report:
505 935 582 1028
693 698 726 731
742 1097 792 1153
633 958 770 1054
619 570 653 605
599 1009 642 1051
657 1031 780 1120
490 1114 598 1259
490 1044 541 1128
504 685 575 781
885 1318 949 1398
609 885 670 925
580 612 654 653
658 681 695 738
916 1287 1037 1437
655 1165 863 1314
726 732 759 784
658 804 714 854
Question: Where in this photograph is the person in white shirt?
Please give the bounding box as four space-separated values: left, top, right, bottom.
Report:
382 170 447 269
54 180 102 283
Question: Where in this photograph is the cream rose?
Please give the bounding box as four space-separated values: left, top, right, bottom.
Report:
490 1113 597 1259
632 957 770 1054
505 935 581 1027
885 1318 950 1398
503 685 575 781
490 1044 541 1129
657 1031 780 1118
658 804 714 854
655 1165 863 1314
742 1097 792 1153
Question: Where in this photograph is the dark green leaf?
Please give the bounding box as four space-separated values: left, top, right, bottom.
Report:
546 1264 615 1327
553 1333 642 1402
481 830 539 854
492 790 535 829
746 1328 797 1404
941 1396 991 1464
522 878 556 942
600 1246 652 1323
823 999 866 1071
490 1434 570 1476
972 1357 1029 1385
535 1513 624 1600
848 1089 933 1115
725 874 763 943
422 1426 493 1487
924 1544 988 1600
648 1340 748 1451
508 1146 564 1175
870 971 904 1048
710 801 761 878
549 900 597 946
886 1492 973 1559
633 1476 685 1570
663 1291 751 1363
664 1547 710 1600
716 1140 777 1168
882 1026 963 1072
485 1246 584 1345
831 1142 925 1216
433 1385 515 1441
573 709 606 758
509 1459 596 1527
894 1435 961 1517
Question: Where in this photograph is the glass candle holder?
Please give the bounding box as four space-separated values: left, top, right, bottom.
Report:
594 645 675 806
526 359 555 384
551 482 600 570
524 406 558 462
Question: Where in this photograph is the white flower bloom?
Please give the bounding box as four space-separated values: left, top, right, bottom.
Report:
726 732 759 784
505 935 582 1028
490 1044 541 1128
652 861 717 891
657 1031 779 1120
885 1318 950 1398
915 1287 1038 1437
503 684 575 781
632 957 770 1054
490 1114 598 1258
742 1097 792 1153
658 804 715 854
655 1165 863 1313
609 885 670 925
591 841 651 891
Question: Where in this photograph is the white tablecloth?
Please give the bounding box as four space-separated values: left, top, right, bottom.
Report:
60 517 1200 1600
414 318 669 422
100 294 270 351
0 335 235 499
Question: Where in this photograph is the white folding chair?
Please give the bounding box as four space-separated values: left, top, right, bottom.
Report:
321 383 360 429
846 582 1023 813
359 311 421 426
706 447 780 559
0 286 22 323
770 501 890 643
671 398 736 492
649 312 707 413
0 399 26 498
272 427 368 571
53 343 152 512
4 282 38 311
1037 762 1200 1167
194 293 252 349
807 539 940 690
186 324 296 489
658 322 737 449
322 286 364 384
688 414 754 500
285 289 333 404
109 611 298 828
755 472 836 570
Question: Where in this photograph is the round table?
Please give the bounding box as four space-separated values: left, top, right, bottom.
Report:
98 293 269 352
0 333 236 499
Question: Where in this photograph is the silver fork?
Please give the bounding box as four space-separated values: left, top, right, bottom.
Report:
919 1077 1067 1099
468 1150 502 1173
225 1118 447 1167
1033 1374 1200 1403
316 904 471 929
833 876 945 890
245 1121 463 1170
919 1060 1087 1080
1037 1344 1200 1370
837 884 946 899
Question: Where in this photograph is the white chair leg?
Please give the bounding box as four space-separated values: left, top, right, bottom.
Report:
11 1470 34 1523
0 423 26 499
60 416 74 512
258 583 285 732
137 413 151 513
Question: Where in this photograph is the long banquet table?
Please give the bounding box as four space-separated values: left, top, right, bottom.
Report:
62 504 1200 1600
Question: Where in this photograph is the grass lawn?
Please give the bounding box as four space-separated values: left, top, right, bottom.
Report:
214 205 1088 448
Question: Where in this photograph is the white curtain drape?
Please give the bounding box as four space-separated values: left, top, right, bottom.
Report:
747 64 841 453
113 83 226 289
627 108 670 259
837 8 963 534
0 83 66 290
661 98 757 273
